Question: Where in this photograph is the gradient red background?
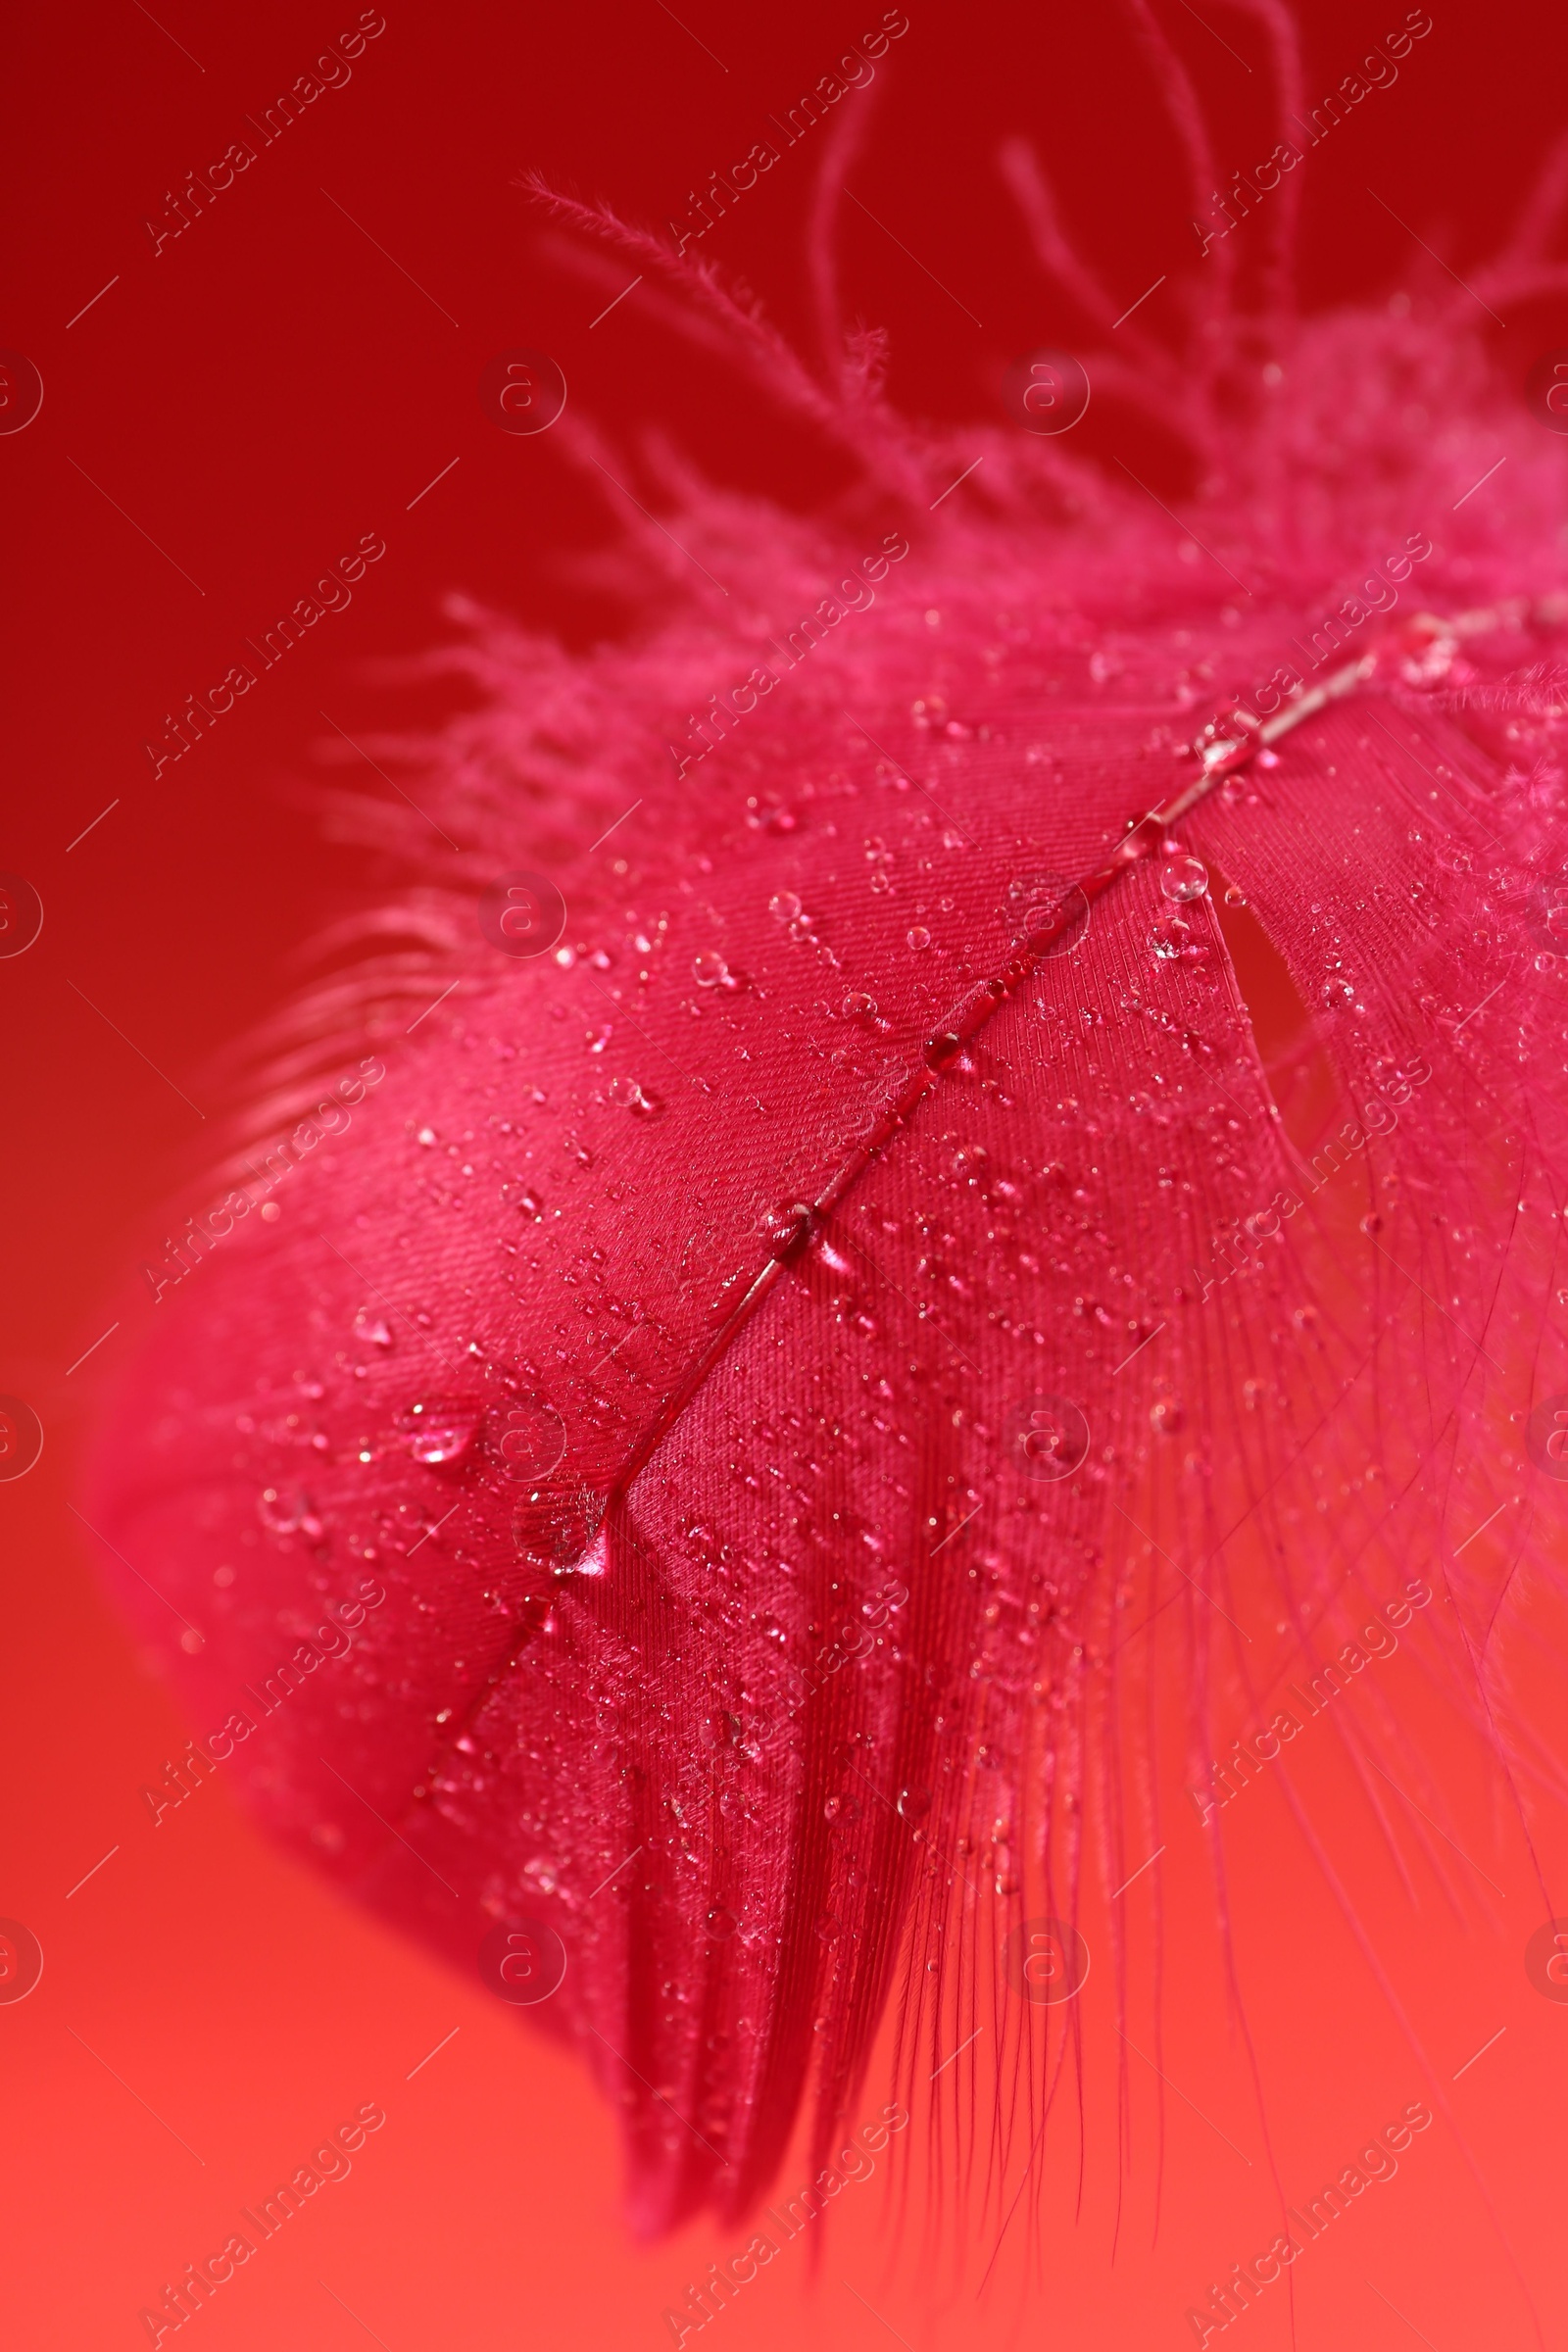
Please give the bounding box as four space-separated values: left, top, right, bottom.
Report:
6 1 1568 2344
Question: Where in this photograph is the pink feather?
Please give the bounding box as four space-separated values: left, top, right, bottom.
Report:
89 36 1568 2247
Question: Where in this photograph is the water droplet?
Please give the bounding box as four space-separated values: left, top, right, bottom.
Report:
1149 1396 1184 1436
1160 856 1209 903
1223 883 1248 907
923 1031 962 1071
1151 914 1192 960
501 1182 544 1218
353 1306 394 1350
906 925 932 951
769 891 802 922
897 1787 931 1821
707 1906 737 1940
1320 974 1355 1010
607 1075 662 1116
692 951 728 988
404 1398 483 1467
842 991 878 1024
760 1200 816 1261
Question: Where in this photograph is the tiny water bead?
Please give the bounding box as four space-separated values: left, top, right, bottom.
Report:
769 891 802 922
906 925 932 951
1159 856 1209 904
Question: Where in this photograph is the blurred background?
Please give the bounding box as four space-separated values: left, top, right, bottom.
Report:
5 0 1568 2342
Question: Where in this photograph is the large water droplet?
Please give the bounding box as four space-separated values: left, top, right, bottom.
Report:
1160 856 1209 904
404 1398 482 1467
692 951 728 988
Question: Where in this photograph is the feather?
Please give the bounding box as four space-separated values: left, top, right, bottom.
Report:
89 26 1568 2250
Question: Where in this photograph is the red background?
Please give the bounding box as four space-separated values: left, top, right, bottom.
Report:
5 1 1568 2344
